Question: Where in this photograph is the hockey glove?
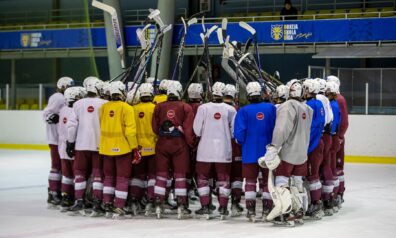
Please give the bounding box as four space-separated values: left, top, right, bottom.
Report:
258 145 280 170
46 113 59 124
132 147 142 165
66 141 75 158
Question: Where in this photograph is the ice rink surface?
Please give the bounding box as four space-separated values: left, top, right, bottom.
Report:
0 149 395 238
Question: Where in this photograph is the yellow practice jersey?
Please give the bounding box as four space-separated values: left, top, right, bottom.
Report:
133 101 157 156
99 101 138 156
153 94 167 104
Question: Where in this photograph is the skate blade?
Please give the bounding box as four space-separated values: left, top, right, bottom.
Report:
248 216 256 223
295 219 304 225
105 212 113 219
231 211 242 217
60 207 70 213
272 220 295 227
47 204 60 210
90 211 104 218
112 214 126 220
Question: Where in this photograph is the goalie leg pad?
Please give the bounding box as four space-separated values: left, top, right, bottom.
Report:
266 186 292 221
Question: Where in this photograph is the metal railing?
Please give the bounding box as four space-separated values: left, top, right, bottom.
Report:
305 0 396 10
220 0 304 13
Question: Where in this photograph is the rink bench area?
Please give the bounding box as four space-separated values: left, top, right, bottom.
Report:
0 111 395 163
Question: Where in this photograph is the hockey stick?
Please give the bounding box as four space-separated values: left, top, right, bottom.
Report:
92 0 125 69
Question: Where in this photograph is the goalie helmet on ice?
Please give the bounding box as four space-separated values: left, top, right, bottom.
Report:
187 83 203 99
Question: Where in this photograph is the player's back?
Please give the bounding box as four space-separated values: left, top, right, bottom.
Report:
133 101 157 156
58 106 73 159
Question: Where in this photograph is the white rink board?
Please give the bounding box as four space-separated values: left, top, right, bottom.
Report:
0 150 396 238
0 111 395 157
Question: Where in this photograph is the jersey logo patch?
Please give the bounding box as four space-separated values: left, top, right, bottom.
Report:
139 112 145 118
302 112 307 119
214 112 221 120
167 110 175 119
111 148 120 152
87 106 94 113
256 112 264 120
109 110 115 117
320 108 325 116
63 117 67 124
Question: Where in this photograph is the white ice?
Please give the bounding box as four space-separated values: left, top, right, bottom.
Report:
0 149 395 238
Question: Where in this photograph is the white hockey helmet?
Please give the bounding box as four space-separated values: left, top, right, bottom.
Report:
100 81 111 96
139 83 154 97
326 81 339 94
288 80 303 99
74 86 87 98
285 79 299 89
326 75 340 86
159 79 170 91
126 86 140 105
187 83 204 99
224 84 237 98
212 82 226 97
83 76 101 94
167 80 183 99
315 78 327 93
57 77 75 90
303 79 318 94
246 82 262 96
64 87 81 103
276 85 289 100
109 81 126 96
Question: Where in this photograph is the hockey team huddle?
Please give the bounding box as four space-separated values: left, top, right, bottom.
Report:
43 75 348 226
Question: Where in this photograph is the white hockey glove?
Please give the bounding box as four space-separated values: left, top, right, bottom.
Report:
258 145 281 170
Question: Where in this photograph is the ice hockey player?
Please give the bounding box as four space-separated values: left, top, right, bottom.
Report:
43 76 74 208
258 80 313 227
327 75 348 208
186 83 204 201
128 83 157 216
99 81 140 219
234 82 277 222
223 84 244 217
152 80 195 219
325 81 341 215
98 81 111 101
57 87 83 212
153 79 169 104
65 77 107 216
193 82 237 220
302 79 326 219
273 85 289 107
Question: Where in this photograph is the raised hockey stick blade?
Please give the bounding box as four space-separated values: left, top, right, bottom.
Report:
239 21 256 35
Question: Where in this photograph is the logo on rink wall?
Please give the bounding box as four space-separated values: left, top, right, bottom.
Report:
256 112 264 120
271 24 312 41
214 112 221 120
20 33 51 48
167 110 175 119
87 106 94 113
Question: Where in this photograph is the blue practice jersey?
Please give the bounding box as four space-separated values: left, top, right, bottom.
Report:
306 98 325 154
234 102 276 164
330 99 341 135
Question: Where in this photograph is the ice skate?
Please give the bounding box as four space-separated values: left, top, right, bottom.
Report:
293 209 304 225
67 199 86 216
218 206 229 220
155 198 164 219
112 207 127 219
90 199 105 217
104 203 114 219
231 202 243 217
47 190 61 209
246 207 256 222
261 200 272 222
60 193 73 212
188 189 199 202
323 200 334 216
332 198 340 213
195 205 212 220
177 205 192 219
305 201 324 220
144 202 155 216
128 198 142 216
163 196 178 214
272 214 295 227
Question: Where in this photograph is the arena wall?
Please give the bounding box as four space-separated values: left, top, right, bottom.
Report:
0 111 395 160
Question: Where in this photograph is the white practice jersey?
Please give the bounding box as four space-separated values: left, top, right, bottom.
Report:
193 102 236 163
43 92 66 145
316 94 333 125
58 106 74 160
67 97 107 151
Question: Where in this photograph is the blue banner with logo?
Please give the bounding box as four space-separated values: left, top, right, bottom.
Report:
0 18 395 50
